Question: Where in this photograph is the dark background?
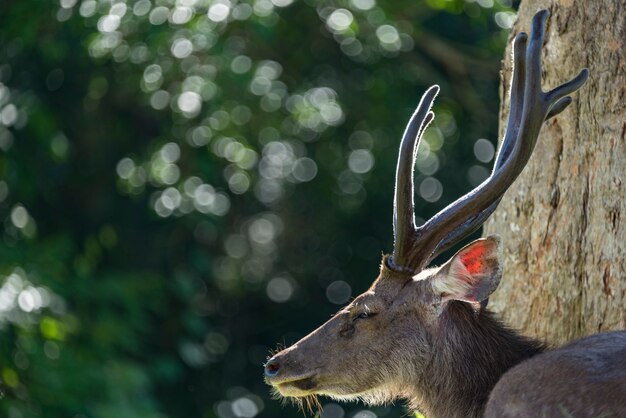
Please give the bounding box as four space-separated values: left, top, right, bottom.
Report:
0 0 518 417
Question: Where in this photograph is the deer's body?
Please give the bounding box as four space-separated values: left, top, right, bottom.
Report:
486 331 626 418
264 10 625 418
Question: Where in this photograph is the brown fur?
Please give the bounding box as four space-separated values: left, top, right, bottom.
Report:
485 331 626 417
265 249 545 417
265 249 625 417
411 302 544 417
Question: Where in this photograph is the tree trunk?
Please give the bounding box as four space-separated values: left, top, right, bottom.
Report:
484 0 626 345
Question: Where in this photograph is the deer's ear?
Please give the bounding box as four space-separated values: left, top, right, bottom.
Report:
431 236 502 303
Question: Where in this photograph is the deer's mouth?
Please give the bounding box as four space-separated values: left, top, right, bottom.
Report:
268 373 318 397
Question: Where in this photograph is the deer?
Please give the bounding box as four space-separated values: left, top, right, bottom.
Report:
263 9 626 418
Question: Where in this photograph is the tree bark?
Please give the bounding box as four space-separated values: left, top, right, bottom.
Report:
484 0 626 345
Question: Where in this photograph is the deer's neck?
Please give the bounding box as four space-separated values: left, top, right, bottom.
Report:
410 302 545 418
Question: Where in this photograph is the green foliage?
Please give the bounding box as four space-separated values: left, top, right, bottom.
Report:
0 0 515 417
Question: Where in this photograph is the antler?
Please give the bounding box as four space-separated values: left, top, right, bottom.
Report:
390 10 588 272
392 85 438 272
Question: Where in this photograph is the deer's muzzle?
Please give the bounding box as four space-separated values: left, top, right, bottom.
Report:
264 350 320 397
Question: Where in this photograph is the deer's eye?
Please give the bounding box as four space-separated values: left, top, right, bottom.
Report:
354 311 376 321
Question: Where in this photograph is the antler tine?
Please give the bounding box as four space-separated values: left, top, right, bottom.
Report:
399 9 588 269
493 31 529 173
545 69 589 111
545 96 572 120
392 85 439 270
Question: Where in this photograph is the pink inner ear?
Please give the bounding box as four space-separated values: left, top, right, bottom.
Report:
460 241 491 275
436 238 500 303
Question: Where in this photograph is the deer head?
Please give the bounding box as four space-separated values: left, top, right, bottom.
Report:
264 10 587 415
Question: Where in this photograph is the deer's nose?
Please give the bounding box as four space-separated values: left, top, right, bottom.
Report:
264 357 281 378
